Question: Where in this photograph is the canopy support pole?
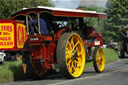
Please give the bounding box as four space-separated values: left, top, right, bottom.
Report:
38 14 41 34
26 15 29 35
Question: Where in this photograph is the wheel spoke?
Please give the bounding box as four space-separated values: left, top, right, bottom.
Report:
96 52 100 57
66 55 71 59
71 61 76 73
68 65 72 73
96 57 100 64
67 41 72 49
67 60 72 72
66 48 71 52
66 52 70 56
74 60 79 67
74 59 78 64
77 57 82 66
77 51 82 57
66 48 71 55
69 61 73 73
74 41 79 48
75 47 78 51
98 64 101 69
67 59 72 67
71 37 74 49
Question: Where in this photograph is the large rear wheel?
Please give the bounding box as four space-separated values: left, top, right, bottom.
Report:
93 47 105 73
57 33 85 79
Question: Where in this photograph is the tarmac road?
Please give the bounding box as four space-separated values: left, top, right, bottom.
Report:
1 59 128 85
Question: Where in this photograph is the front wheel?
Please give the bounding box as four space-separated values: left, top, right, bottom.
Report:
0 58 5 64
57 33 85 79
93 47 105 73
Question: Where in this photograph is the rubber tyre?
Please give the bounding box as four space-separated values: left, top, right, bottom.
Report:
11 55 15 61
93 47 105 73
57 33 85 79
5 53 11 61
0 58 5 64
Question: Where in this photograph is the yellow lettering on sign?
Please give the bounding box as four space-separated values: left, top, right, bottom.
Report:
17 23 27 48
0 23 14 48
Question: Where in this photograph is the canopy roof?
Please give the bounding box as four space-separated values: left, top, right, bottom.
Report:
11 6 107 20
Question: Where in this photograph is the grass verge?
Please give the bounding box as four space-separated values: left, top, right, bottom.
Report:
0 48 119 83
103 48 119 63
0 61 25 83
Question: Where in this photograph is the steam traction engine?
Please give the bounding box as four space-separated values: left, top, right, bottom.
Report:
11 7 107 79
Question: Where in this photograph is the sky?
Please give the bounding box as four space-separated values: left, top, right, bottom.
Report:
52 0 107 9
52 0 79 9
79 0 107 8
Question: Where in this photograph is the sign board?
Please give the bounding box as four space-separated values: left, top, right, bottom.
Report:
0 23 15 48
16 23 27 48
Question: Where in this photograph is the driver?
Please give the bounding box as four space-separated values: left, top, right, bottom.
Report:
28 15 49 35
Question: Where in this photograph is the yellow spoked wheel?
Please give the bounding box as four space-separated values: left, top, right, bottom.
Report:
93 47 105 73
57 33 85 79
32 63 48 79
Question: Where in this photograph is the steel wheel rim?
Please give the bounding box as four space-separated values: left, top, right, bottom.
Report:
65 33 85 77
96 48 105 72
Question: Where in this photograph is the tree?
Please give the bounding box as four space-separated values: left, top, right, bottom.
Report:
0 0 54 19
103 0 128 43
83 6 105 32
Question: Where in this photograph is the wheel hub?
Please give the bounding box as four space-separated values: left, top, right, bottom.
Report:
71 51 78 60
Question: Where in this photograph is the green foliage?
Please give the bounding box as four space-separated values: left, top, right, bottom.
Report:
0 61 24 83
104 0 128 43
83 6 105 12
0 0 54 19
103 48 119 63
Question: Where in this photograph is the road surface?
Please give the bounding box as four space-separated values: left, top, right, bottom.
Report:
1 59 128 85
